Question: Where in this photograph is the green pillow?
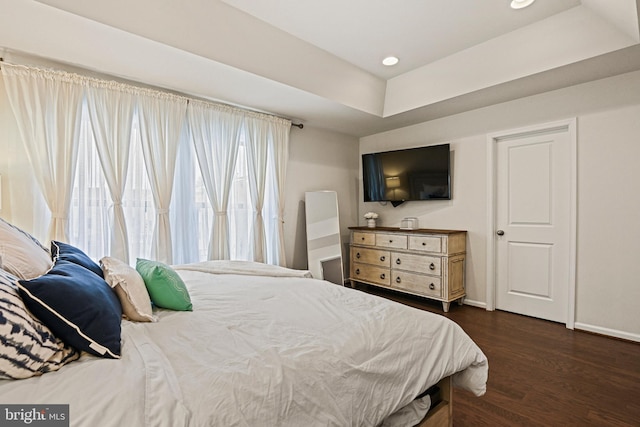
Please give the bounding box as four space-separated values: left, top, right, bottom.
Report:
136 258 193 311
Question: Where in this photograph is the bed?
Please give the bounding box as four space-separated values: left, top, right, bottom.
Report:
0 219 487 427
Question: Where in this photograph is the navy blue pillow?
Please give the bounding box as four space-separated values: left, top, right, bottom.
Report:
17 260 122 358
51 241 104 278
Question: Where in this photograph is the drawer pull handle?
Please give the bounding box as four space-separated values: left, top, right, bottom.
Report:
396 258 401 265
361 237 365 241
429 283 435 290
355 268 360 275
395 277 401 283
356 252 361 259
422 242 426 246
389 239 393 243
429 263 436 271
380 273 386 280
380 256 385 262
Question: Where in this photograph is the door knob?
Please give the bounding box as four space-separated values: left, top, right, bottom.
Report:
496 230 505 236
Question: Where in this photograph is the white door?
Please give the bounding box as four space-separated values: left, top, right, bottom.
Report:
494 123 574 323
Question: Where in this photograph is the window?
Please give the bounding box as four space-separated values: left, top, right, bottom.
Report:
69 103 110 258
70 105 283 265
122 116 155 261
228 142 252 260
4 64 288 267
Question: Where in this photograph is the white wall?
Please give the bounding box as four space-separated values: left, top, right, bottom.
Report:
285 126 359 272
576 105 640 338
361 70 640 341
359 134 488 304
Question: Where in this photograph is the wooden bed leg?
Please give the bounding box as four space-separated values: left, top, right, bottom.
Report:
443 376 453 427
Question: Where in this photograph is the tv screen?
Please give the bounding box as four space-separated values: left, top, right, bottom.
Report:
362 143 450 205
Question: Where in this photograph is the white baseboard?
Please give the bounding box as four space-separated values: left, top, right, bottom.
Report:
456 303 639 343
574 322 640 343
461 299 486 309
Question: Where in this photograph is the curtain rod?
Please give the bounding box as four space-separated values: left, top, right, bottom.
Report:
0 56 304 129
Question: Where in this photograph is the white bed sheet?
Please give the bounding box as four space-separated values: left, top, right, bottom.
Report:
0 261 487 426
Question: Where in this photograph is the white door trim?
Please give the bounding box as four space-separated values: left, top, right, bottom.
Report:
485 118 577 329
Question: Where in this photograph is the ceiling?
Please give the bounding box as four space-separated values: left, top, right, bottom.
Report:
1 0 640 137
221 0 583 80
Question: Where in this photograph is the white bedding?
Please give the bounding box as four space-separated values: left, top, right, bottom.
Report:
0 261 487 426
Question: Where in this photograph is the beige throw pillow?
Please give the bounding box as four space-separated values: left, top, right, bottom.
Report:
0 218 52 280
100 256 155 322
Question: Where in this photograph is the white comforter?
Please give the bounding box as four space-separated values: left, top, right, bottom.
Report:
0 261 487 427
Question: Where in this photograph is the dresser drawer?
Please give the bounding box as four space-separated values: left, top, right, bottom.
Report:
392 252 441 276
353 231 375 246
391 271 442 298
376 233 407 249
408 235 442 253
351 262 391 286
351 247 390 267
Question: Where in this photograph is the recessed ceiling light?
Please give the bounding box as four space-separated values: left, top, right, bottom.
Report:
510 0 535 9
382 56 399 66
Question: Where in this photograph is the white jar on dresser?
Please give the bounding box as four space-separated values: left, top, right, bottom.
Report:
348 226 466 312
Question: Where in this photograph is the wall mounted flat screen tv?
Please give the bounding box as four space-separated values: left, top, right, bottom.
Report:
362 143 450 206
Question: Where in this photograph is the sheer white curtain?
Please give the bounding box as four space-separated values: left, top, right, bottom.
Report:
271 118 291 266
187 101 242 260
136 90 187 264
170 125 202 264
85 81 135 262
122 119 154 261
1 63 84 242
227 144 252 260
244 113 270 262
69 106 110 258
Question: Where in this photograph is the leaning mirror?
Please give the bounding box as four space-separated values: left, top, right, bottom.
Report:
304 191 344 285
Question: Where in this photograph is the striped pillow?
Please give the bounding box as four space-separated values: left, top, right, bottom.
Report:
0 268 80 380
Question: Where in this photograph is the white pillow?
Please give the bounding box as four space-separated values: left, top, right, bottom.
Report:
0 218 52 280
100 256 155 322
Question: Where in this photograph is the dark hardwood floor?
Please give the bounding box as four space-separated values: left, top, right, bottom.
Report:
359 286 640 426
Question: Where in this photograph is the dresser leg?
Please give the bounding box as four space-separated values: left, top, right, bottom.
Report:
442 301 450 312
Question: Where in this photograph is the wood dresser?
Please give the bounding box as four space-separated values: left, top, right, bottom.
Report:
348 226 467 312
